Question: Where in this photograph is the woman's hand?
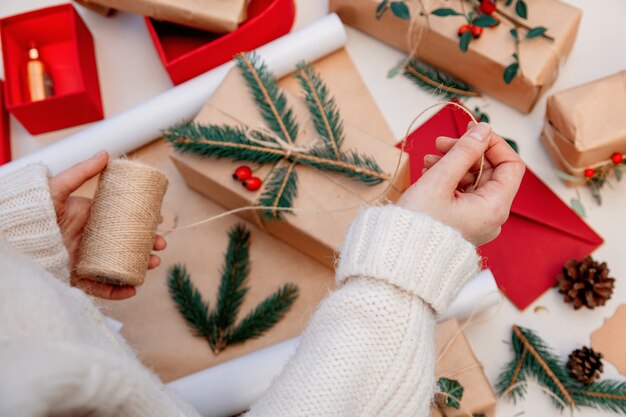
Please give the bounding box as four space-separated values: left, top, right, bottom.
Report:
397 122 525 246
49 151 167 300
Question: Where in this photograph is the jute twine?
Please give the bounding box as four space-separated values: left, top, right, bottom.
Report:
76 159 168 286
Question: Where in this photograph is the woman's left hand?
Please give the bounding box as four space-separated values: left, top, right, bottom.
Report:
49 151 167 300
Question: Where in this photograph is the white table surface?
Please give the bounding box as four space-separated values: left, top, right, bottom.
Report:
1 1 625 416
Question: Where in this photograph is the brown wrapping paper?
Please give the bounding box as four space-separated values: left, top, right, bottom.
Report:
170 50 410 269
541 71 626 180
74 0 248 33
433 319 496 417
330 0 581 113
81 139 337 383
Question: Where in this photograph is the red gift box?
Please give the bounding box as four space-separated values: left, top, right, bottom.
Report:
0 80 10 165
401 102 603 310
145 0 296 85
0 4 104 135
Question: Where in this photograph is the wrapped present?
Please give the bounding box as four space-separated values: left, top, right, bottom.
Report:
86 139 336 383
329 0 581 113
0 4 104 134
433 319 496 417
167 49 410 269
145 0 295 85
541 71 626 183
75 0 249 33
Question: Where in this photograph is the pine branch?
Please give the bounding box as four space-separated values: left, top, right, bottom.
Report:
235 53 299 144
214 224 251 333
294 62 344 158
258 163 298 220
167 264 216 351
164 124 284 165
403 59 481 100
496 346 529 402
300 147 388 184
227 283 299 345
571 381 626 414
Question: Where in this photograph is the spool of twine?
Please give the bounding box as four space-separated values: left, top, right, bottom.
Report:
76 159 168 286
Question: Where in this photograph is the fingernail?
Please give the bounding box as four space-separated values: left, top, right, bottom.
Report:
467 122 491 142
93 150 107 159
424 154 436 162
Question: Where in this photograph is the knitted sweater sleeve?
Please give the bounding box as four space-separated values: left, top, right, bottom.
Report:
246 206 480 417
0 164 69 282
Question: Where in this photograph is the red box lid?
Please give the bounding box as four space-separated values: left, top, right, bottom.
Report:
146 0 296 85
0 4 104 135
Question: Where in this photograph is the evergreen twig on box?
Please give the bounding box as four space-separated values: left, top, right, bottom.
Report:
167 224 299 355
496 325 626 414
403 59 481 100
165 53 389 221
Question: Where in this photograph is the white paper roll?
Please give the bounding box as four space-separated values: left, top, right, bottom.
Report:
168 270 499 417
0 14 347 177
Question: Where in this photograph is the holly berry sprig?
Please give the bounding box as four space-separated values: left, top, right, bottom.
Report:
557 152 626 215
232 165 263 191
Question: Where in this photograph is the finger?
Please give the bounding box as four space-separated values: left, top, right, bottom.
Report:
50 150 109 201
436 136 495 171
427 123 492 191
148 254 161 269
482 133 526 201
153 235 167 251
74 279 137 300
423 154 442 169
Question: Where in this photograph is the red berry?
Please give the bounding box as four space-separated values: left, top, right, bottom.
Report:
232 165 252 181
584 168 595 178
458 24 471 37
471 25 484 39
243 176 262 191
479 0 497 15
611 152 623 164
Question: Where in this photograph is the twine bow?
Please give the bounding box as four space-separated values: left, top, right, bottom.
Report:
244 126 320 159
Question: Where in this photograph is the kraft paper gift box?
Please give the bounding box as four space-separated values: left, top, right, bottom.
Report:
329 0 581 114
541 71 626 181
75 0 249 33
169 50 410 269
432 319 496 417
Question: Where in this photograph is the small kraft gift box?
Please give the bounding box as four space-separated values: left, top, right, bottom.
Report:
0 4 104 135
145 0 295 85
542 71 626 184
330 0 581 113
167 49 410 269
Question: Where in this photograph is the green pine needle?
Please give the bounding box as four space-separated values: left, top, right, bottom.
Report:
215 224 251 331
259 163 298 220
227 283 299 345
167 225 299 355
167 264 216 350
403 59 480 100
497 325 626 414
294 62 344 158
300 147 386 185
235 52 299 144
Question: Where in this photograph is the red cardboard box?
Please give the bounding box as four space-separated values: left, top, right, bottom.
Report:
0 80 10 165
146 0 295 85
0 4 104 135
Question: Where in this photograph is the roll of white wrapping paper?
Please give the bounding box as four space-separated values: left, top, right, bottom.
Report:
0 14 348 176
168 270 499 417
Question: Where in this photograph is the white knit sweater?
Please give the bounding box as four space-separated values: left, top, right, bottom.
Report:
0 164 480 417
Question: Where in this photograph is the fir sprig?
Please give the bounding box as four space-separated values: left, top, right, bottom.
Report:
167 224 299 355
235 53 298 144
166 55 389 221
295 62 344 158
497 325 626 413
403 59 481 100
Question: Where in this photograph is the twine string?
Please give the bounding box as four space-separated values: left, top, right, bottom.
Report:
244 126 320 159
166 101 484 232
76 159 168 286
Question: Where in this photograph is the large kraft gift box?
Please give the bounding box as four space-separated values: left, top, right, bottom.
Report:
330 0 581 113
169 49 410 269
75 0 248 33
431 319 496 417
85 138 337 382
541 71 626 181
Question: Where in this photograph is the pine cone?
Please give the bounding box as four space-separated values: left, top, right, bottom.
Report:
556 257 615 309
567 346 604 385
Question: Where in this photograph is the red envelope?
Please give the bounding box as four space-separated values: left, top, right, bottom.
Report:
399 102 604 310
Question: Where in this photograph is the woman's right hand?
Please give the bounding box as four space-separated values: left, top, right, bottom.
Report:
397 122 525 246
